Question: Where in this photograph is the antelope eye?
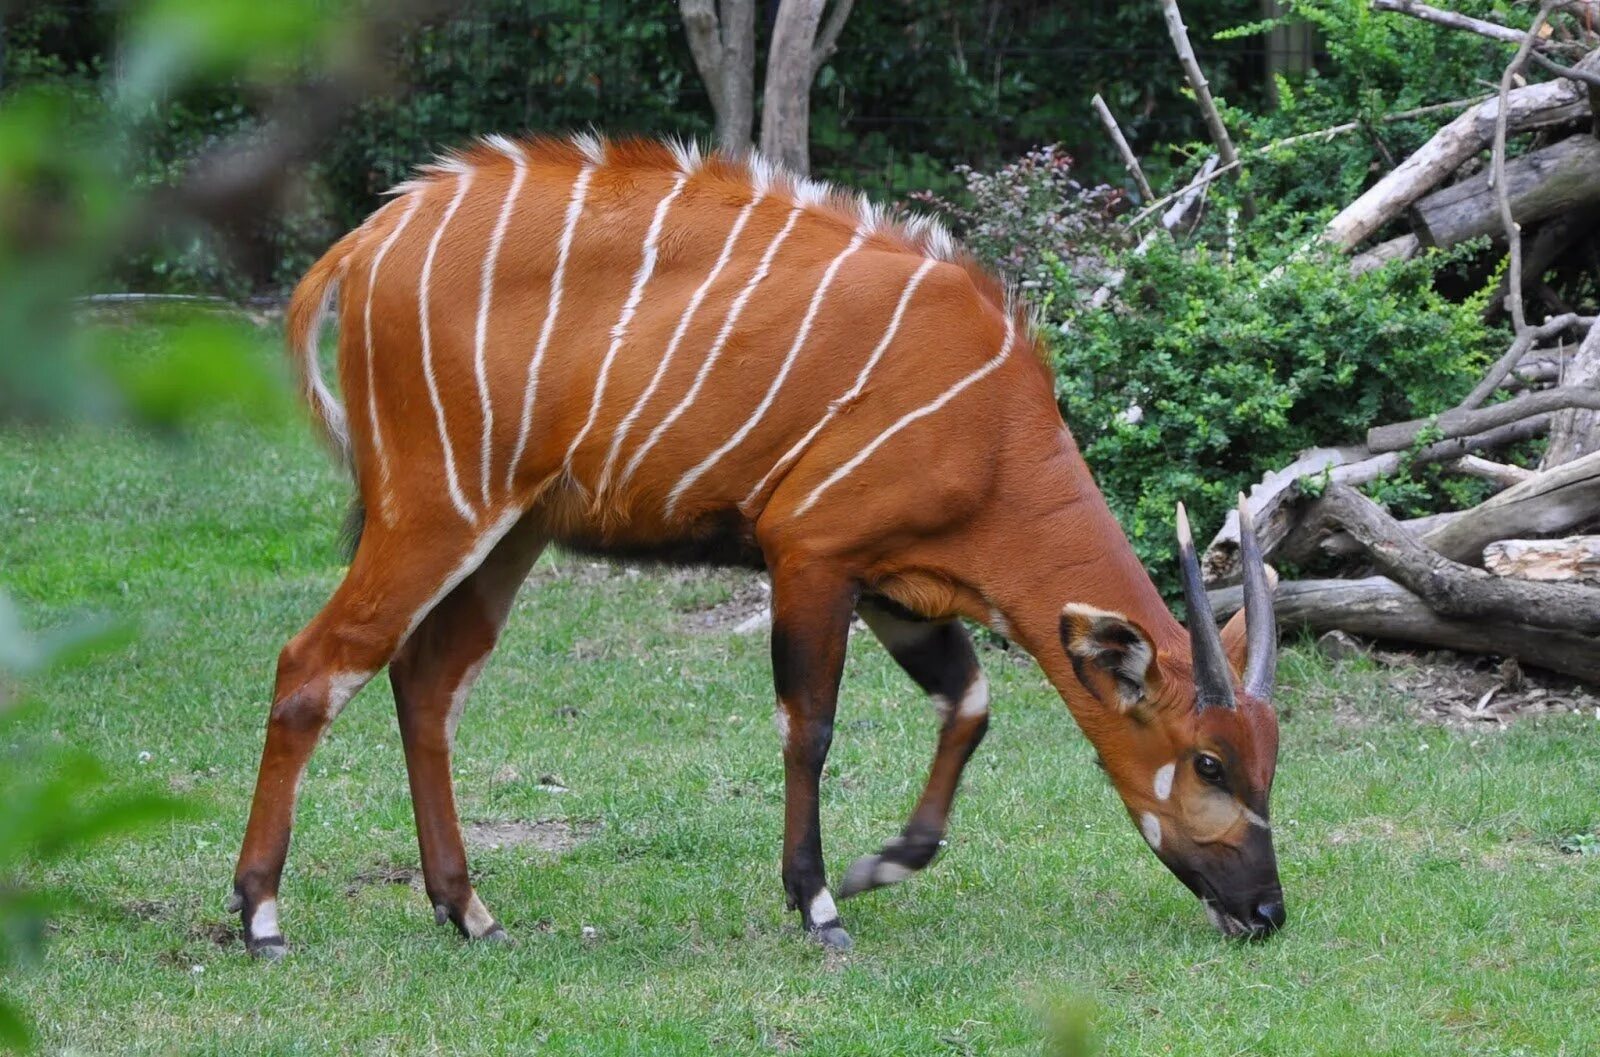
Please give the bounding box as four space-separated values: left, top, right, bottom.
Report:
1194 753 1225 786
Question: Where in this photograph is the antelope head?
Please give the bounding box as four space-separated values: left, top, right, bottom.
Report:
1060 498 1283 939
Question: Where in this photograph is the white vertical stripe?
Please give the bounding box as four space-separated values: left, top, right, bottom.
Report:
419 170 478 524
472 141 528 507
363 193 425 524
564 172 689 478
619 203 806 491
597 192 766 498
742 257 937 510
795 314 1017 517
505 164 595 493
665 225 871 518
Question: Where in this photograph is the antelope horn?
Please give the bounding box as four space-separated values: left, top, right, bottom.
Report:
1176 502 1236 711
1236 493 1278 700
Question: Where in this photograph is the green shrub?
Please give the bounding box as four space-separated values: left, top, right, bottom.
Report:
1046 237 1501 595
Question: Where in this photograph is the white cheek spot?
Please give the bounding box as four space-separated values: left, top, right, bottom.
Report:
1153 762 1176 801
251 899 279 938
1242 806 1271 831
1140 811 1163 850
955 674 990 719
808 889 838 925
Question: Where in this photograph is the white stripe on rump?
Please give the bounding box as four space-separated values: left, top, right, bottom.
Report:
419 170 478 524
362 193 425 524
473 139 528 507
505 163 595 493
564 172 690 480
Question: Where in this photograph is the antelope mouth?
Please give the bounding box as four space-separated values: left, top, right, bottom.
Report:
1202 899 1254 939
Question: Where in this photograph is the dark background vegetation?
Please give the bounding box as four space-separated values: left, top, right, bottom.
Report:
5 0 1274 294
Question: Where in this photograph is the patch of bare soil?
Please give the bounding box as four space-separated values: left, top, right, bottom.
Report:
463 819 600 854
677 575 770 634
346 865 424 896
1368 648 1600 728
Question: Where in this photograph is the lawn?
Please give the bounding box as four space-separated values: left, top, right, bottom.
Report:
3 318 1598 1056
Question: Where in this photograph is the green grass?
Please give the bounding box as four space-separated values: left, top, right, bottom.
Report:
3 322 1599 1056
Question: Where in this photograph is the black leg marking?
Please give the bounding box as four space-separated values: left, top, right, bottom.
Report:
843 598 991 900
770 564 857 951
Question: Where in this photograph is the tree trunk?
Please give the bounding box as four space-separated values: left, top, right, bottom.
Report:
1413 135 1600 249
1542 320 1600 468
761 0 827 174
680 0 757 152
1209 577 1600 683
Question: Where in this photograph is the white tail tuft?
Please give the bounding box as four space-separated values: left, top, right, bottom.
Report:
287 244 354 471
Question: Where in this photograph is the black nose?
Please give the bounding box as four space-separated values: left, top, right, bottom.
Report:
1252 900 1287 934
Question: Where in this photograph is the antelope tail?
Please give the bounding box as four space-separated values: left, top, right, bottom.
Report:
285 236 359 470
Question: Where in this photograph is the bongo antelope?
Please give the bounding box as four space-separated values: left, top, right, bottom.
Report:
229 135 1284 957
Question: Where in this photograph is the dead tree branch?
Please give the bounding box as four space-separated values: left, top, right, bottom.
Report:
1493 2 1561 337
1485 536 1600 582
1423 448 1600 563
1372 0 1536 45
1459 312 1594 409
1092 93 1155 202
810 0 855 78
1368 386 1600 453
1321 76 1588 250
1542 318 1600 466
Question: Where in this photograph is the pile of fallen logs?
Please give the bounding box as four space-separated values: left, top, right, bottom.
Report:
1094 1 1600 681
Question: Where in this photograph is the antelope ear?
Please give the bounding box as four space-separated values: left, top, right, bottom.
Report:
1060 604 1162 715
1221 610 1248 679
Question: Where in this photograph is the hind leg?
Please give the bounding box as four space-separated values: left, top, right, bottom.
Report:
229 508 522 957
838 596 989 900
388 518 546 942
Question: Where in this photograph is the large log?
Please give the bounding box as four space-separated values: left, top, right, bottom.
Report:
1322 75 1592 250
1422 448 1600 563
1413 135 1600 248
1299 484 1600 632
1209 577 1600 683
1205 417 1554 583
1484 536 1600 583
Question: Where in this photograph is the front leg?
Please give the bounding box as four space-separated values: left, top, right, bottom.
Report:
838 596 990 899
769 560 857 951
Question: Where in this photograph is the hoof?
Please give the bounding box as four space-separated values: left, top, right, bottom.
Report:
475 924 511 944
224 891 244 913
837 853 914 899
434 904 452 928
247 936 287 961
812 924 854 951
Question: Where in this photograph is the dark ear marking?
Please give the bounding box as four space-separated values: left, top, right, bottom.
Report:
1060 604 1156 712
